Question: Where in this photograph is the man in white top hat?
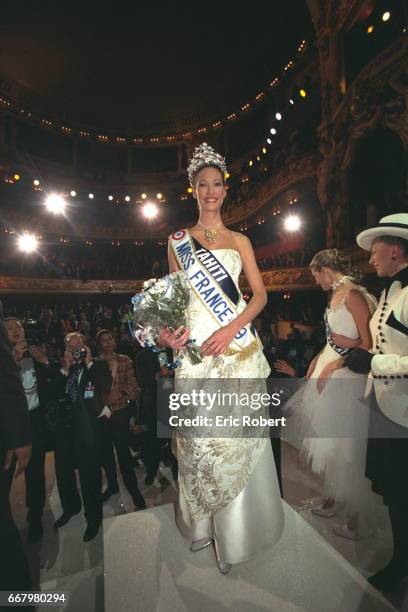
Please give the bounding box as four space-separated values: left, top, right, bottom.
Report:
344 213 408 592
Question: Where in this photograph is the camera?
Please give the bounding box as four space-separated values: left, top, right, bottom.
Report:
72 347 87 364
24 319 45 347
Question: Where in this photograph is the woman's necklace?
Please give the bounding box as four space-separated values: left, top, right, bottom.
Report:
197 220 224 245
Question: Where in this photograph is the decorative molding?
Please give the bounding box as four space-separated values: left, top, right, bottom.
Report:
0 247 371 294
0 276 144 294
316 35 408 247
0 270 317 294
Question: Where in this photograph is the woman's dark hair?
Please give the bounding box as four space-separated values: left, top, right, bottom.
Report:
191 164 226 187
372 235 408 256
309 248 360 279
96 329 114 345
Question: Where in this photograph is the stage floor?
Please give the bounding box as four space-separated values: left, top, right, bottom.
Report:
103 501 396 612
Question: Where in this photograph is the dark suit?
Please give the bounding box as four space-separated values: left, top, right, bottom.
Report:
135 348 176 479
52 360 112 525
10 359 58 525
0 319 32 593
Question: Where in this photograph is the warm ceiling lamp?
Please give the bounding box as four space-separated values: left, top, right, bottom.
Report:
17 232 38 253
141 193 147 199
45 193 66 215
299 89 307 98
143 202 158 219
367 25 374 34
382 11 391 22
13 174 20 181
284 215 302 232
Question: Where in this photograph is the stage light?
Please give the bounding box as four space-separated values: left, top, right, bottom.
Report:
225 173 230 179
367 25 374 34
275 112 282 120
249 160 253 167
33 179 40 186
157 193 163 199
299 89 307 98
267 138 272 144
143 202 158 219
125 195 131 202
17 232 38 253
141 193 147 199
88 193 94 199
187 187 193 194
45 193 66 215
13 174 20 181
270 128 277 135
382 11 391 22
70 190 76 197
289 99 294 105
262 148 267 154
108 195 113 201
284 215 302 232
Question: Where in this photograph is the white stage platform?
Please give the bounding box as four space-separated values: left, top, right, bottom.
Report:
104 501 396 612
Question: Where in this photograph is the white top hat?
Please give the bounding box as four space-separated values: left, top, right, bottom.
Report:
356 213 408 251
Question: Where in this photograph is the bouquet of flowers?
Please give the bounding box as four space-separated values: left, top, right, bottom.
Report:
130 271 202 366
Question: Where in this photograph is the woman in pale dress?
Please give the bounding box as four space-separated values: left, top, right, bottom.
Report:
158 143 284 574
287 249 382 539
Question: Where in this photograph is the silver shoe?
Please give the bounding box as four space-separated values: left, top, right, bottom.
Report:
214 540 232 575
190 537 213 552
217 558 232 575
311 503 337 518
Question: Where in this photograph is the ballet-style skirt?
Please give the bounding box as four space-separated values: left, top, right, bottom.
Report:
284 289 384 525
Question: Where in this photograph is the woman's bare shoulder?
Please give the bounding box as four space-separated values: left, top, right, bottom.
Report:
228 230 251 248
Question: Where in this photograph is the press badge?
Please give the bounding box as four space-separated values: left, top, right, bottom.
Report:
84 383 95 399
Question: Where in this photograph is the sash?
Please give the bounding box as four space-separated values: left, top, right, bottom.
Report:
324 310 352 357
170 229 258 356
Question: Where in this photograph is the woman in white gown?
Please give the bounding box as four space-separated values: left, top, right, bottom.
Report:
158 143 284 574
286 249 383 539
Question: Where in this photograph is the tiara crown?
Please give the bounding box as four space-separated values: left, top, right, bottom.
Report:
187 142 227 185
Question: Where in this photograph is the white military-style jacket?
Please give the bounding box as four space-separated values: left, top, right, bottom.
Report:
369 266 408 427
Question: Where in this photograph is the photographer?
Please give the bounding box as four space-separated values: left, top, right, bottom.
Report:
52 332 112 542
5 317 55 542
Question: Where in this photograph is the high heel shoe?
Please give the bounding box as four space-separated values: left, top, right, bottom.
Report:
311 502 337 518
214 540 232 575
190 537 213 552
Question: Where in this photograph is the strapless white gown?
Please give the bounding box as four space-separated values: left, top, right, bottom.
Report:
285 290 384 525
174 248 284 564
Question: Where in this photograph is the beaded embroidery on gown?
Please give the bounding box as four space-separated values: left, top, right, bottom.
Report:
173 245 284 564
